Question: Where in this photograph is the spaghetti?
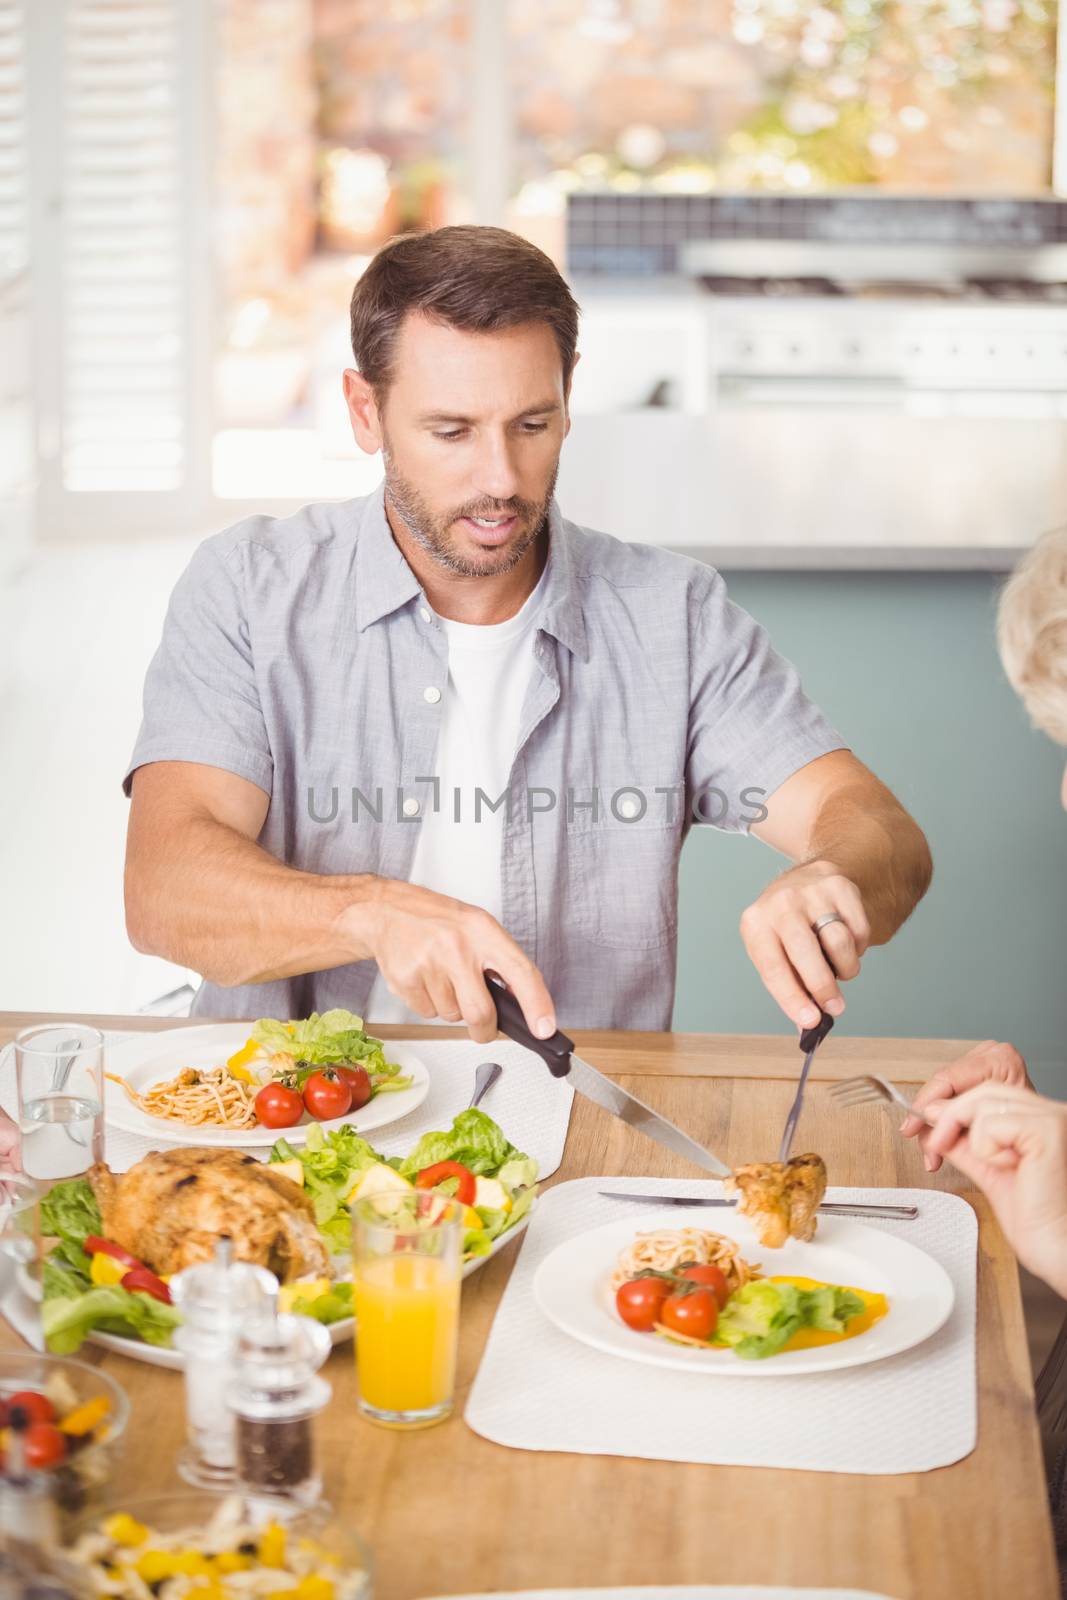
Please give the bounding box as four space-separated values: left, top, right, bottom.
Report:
611 1228 760 1295
106 1067 258 1129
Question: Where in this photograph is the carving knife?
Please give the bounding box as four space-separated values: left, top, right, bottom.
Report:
487 974 730 1177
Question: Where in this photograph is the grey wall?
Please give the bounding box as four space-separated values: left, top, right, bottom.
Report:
673 571 1067 1097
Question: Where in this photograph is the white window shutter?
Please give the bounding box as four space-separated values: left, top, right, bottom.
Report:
0 0 28 280
0 0 32 585
31 0 214 534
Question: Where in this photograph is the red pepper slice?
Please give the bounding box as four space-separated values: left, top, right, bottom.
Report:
414 1161 477 1206
85 1236 142 1272
120 1266 172 1305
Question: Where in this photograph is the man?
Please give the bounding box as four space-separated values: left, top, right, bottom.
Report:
123 225 931 1043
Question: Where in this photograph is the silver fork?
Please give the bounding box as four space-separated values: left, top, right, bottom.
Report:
468 1060 503 1110
829 1074 934 1127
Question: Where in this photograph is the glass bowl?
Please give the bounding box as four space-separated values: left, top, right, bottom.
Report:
58 1490 372 1598
0 1349 130 1517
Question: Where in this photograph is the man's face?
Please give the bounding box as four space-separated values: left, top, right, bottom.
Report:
367 312 571 578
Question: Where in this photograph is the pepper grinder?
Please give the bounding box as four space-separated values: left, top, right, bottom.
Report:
230 1308 332 1509
170 1238 278 1488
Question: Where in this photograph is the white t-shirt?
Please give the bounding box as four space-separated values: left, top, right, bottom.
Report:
364 570 546 1024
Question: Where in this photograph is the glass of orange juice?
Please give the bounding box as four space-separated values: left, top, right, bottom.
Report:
351 1190 463 1430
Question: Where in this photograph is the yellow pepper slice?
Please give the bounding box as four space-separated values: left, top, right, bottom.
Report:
135 1550 179 1583
90 1252 126 1287
258 1523 287 1568
102 1513 148 1548
214 1551 252 1574
293 1577 336 1600
226 1038 261 1083
59 1395 111 1436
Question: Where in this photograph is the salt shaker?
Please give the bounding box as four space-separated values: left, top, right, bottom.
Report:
230 1309 332 1508
170 1239 278 1487
0 1410 59 1547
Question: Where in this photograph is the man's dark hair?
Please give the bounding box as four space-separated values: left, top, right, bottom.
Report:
349 224 580 395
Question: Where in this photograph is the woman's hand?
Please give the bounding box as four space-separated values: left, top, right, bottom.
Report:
0 1109 20 1170
901 1040 1032 1172
925 1082 1067 1298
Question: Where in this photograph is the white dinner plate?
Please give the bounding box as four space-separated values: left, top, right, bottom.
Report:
104 1024 430 1147
19 1205 534 1371
533 1207 954 1377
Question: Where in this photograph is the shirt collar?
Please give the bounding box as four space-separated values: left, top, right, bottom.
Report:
537 499 589 662
353 483 422 631
353 482 588 661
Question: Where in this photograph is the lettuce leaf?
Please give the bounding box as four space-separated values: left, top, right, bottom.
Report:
39 1178 101 1252
251 1010 402 1072
42 1286 181 1355
269 1124 381 1254
284 1281 353 1326
715 1279 868 1360
802 1285 866 1332
397 1109 526 1179
497 1155 538 1192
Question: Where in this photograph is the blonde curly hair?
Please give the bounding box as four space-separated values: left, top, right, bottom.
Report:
997 527 1067 748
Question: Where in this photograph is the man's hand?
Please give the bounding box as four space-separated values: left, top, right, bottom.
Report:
348 880 556 1045
740 859 870 1030
901 1040 1032 1173
925 1082 1067 1299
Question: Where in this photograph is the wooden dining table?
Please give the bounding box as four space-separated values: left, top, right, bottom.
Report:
0 1011 1058 1600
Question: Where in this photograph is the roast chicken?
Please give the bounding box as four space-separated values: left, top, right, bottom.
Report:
726 1152 828 1248
87 1148 329 1282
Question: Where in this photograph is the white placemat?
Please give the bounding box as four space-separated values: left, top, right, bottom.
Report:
421 1590 896 1599
465 1176 977 1475
0 1033 573 1178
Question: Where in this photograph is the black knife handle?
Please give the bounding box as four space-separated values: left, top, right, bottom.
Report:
486 972 574 1078
799 1009 835 1054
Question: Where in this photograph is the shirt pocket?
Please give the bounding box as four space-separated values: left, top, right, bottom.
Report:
568 813 680 951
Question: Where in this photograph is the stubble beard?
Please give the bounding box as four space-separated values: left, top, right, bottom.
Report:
382 442 559 579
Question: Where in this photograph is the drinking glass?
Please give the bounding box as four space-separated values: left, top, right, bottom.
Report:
351 1191 462 1429
15 1024 105 1182
0 1170 39 1268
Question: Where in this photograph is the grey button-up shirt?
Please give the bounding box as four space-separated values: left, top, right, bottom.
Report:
123 485 844 1028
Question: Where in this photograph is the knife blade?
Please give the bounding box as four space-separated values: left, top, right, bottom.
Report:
777 1008 835 1163
487 975 731 1178
598 1190 919 1219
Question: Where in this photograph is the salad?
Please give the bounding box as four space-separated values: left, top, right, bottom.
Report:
231 1009 414 1130
269 1108 538 1324
108 1010 414 1134
40 1183 183 1355
39 1109 537 1354
611 1227 884 1359
62 1500 367 1600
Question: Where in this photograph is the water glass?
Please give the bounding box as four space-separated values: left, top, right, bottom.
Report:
15 1024 105 1182
0 1170 39 1267
351 1191 462 1430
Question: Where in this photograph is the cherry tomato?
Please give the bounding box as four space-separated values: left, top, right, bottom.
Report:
7 1391 55 1426
84 1236 142 1271
660 1286 718 1342
334 1064 373 1110
676 1262 730 1309
615 1276 674 1333
254 1082 304 1129
414 1161 477 1206
120 1266 172 1305
23 1422 68 1470
302 1071 353 1122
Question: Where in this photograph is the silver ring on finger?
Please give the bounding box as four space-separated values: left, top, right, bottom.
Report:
812 911 847 935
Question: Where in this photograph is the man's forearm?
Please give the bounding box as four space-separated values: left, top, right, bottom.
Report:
126 813 380 988
807 783 932 945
